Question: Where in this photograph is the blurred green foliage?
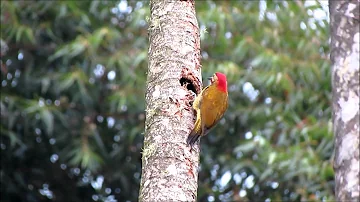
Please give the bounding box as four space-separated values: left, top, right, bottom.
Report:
1 0 333 202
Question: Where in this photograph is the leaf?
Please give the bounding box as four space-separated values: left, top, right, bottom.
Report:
24 27 35 44
233 141 256 153
41 78 51 94
15 26 24 43
2 128 25 147
68 148 83 165
132 51 147 68
69 41 86 58
250 55 264 67
259 167 274 181
40 109 54 135
58 73 75 91
23 103 41 114
48 46 70 61
90 27 108 51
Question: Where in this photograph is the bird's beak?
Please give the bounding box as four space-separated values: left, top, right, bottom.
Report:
207 76 212 81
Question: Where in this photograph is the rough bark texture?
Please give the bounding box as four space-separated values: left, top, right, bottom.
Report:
139 0 202 201
330 1 360 201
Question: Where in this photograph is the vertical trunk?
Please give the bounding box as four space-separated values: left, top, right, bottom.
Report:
330 1 360 201
139 0 202 201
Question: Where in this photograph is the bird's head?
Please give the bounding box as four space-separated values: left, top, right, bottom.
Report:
208 72 227 92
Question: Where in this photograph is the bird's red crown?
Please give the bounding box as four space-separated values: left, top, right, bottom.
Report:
215 72 227 92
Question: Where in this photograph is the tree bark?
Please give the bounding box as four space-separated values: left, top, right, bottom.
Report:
330 1 360 201
139 0 202 201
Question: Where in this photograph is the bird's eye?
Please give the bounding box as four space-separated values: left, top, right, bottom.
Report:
212 75 216 83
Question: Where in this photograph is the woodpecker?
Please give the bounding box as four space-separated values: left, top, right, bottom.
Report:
187 72 228 146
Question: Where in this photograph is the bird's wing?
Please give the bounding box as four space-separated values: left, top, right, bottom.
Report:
203 93 228 136
186 86 210 146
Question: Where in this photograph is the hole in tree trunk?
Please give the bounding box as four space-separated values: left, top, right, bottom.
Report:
180 67 201 95
180 78 196 94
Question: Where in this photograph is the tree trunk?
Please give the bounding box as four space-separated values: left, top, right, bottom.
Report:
139 0 202 201
330 1 360 201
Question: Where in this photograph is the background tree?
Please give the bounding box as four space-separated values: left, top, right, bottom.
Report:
1 1 333 202
330 1 360 201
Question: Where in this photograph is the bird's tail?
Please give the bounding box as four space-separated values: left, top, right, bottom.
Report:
186 130 200 147
187 110 202 147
